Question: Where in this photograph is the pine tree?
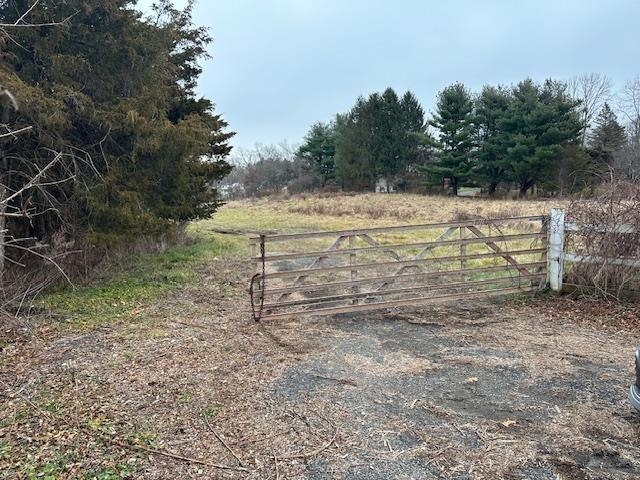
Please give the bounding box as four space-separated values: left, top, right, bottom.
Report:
297 122 336 187
474 85 511 195
333 88 427 190
495 79 582 196
421 82 475 195
400 91 431 170
587 103 627 163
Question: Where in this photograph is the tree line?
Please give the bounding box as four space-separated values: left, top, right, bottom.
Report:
1 1 232 299
232 75 639 197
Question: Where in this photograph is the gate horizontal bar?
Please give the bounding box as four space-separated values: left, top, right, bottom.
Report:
564 253 640 267
260 286 536 320
253 232 545 263
249 215 546 243
261 262 548 296
565 222 636 234
262 274 545 309
262 248 547 279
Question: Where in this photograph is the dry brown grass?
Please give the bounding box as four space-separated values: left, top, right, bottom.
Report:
248 193 561 223
207 193 566 239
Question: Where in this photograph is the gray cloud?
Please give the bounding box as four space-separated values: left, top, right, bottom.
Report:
145 1 640 149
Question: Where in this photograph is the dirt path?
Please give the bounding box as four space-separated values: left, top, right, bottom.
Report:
2 257 640 479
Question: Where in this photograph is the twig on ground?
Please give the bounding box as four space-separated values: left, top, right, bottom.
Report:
171 319 209 329
237 429 290 446
278 427 338 460
109 439 249 472
311 373 358 387
204 412 246 467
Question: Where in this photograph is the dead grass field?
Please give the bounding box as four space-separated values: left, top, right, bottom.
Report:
2 193 639 480
208 193 563 235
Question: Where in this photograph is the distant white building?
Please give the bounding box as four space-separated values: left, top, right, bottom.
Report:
457 186 482 197
375 177 396 193
218 183 245 199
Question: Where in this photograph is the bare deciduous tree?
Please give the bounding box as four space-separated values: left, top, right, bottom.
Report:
619 76 640 142
613 77 640 180
567 73 612 147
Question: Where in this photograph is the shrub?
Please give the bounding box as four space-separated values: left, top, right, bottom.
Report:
566 180 640 300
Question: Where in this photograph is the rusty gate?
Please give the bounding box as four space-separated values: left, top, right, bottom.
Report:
249 216 548 321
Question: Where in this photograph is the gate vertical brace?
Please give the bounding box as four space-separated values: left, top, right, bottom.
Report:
460 227 467 281
250 234 266 322
251 239 257 274
349 234 358 305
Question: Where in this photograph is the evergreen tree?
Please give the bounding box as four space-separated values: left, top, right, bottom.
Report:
587 103 627 164
400 91 431 169
297 122 336 187
422 82 475 195
474 85 512 195
377 88 404 178
0 0 233 247
333 88 427 190
334 102 375 190
545 144 595 195
495 79 582 196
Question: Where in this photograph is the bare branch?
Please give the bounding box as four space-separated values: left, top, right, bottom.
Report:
2 152 64 206
0 126 32 139
14 0 41 25
567 73 613 147
0 8 78 29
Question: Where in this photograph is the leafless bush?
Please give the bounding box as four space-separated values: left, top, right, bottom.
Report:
566 179 640 300
0 3 86 319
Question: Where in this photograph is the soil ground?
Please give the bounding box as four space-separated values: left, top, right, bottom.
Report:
2 255 640 479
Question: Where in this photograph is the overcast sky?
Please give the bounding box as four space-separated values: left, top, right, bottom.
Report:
140 0 640 151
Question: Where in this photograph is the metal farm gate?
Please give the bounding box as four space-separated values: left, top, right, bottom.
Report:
249 216 548 321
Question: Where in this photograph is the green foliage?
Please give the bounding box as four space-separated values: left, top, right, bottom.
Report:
0 0 233 248
421 82 475 195
474 85 511 195
333 88 429 190
496 79 583 196
86 464 131 480
0 441 11 460
297 122 337 186
545 144 596 195
203 404 224 418
588 103 627 164
128 431 158 448
301 78 588 197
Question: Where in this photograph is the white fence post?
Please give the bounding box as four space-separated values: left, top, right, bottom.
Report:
548 208 566 292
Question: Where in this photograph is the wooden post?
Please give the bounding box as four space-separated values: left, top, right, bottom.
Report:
349 235 358 304
549 208 565 292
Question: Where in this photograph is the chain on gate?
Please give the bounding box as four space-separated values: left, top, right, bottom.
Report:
249 234 266 322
